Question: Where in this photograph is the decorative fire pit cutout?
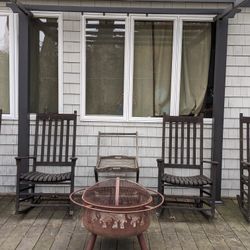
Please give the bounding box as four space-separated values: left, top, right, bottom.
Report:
70 178 164 250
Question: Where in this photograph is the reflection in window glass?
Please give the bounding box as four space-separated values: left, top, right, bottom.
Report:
0 16 10 113
30 18 58 113
85 19 125 116
133 21 173 117
179 22 212 117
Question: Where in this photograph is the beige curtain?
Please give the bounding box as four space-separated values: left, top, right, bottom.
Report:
0 16 9 113
133 21 173 117
179 22 211 116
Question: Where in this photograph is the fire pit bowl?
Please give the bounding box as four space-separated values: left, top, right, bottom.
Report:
70 178 164 250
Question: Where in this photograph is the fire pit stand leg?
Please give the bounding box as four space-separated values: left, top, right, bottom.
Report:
86 233 97 250
137 233 148 250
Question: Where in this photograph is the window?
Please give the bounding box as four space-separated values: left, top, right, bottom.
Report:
0 13 17 118
81 15 214 121
179 22 213 116
29 13 62 113
133 20 173 117
85 19 125 116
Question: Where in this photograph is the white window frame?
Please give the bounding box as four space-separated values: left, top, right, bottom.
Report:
80 14 215 123
81 14 130 122
0 11 18 120
30 11 63 116
128 15 178 123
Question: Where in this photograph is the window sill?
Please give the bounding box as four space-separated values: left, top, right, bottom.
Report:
80 116 213 125
2 114 17 120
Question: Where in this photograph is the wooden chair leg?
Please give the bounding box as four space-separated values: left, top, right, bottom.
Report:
94 169 98 183
198 187 204 208
136 170 139 183
210 183 216 219
15 183 20 214
156 182 164 217
69 179 74 215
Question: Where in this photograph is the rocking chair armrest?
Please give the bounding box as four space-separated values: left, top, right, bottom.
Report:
157 158 164 164
202 160 219 166
70 157 77 172
70 157 78 162
15 156 36 162
157 159 165 176
241 161 250 167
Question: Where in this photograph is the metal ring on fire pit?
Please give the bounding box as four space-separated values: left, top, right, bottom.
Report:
70 188 164 214
80 178 155 211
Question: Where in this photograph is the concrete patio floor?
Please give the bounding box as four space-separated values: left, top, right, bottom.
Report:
0 197 249 249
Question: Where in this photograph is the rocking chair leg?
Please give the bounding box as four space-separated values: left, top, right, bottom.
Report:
15 191 20 214
137 233 148 250
197 187 203 208
31 184 35 203
94 169 98 183
136 170 139 183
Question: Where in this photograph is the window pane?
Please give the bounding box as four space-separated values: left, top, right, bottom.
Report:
86 19 125 116
179 22 212 116
29 18 58 113
0 16 10 113
133 21 173 117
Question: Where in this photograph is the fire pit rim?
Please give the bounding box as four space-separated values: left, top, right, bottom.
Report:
70 188 164 214
81 178 154 210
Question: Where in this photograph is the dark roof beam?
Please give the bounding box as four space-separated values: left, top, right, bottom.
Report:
6 0 33 17
214 0 248 20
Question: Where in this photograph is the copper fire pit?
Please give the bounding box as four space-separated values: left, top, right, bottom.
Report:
70 178 164 250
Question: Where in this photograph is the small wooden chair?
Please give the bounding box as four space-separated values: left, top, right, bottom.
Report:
237 113 250 221
95 132 139 183
157 113 217 219
15 111 77 214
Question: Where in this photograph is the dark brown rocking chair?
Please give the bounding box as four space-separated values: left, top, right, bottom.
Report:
237 113 250 221
157 114 217 219
16 112 77 214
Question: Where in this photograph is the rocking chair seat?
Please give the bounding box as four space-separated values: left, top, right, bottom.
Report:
20 171 71 183
162 174 212 186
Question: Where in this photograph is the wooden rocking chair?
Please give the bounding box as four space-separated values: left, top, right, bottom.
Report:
157 114 217 219
15 111 77 214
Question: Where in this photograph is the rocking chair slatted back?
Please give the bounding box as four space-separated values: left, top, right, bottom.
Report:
162 114 204 171
33 112 77 166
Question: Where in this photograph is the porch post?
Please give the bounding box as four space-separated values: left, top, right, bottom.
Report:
7 4 30 173
212 18 228 201
18 12 30 172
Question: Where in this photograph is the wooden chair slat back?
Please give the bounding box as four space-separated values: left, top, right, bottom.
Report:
162 114 204 170
34 112 77 165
